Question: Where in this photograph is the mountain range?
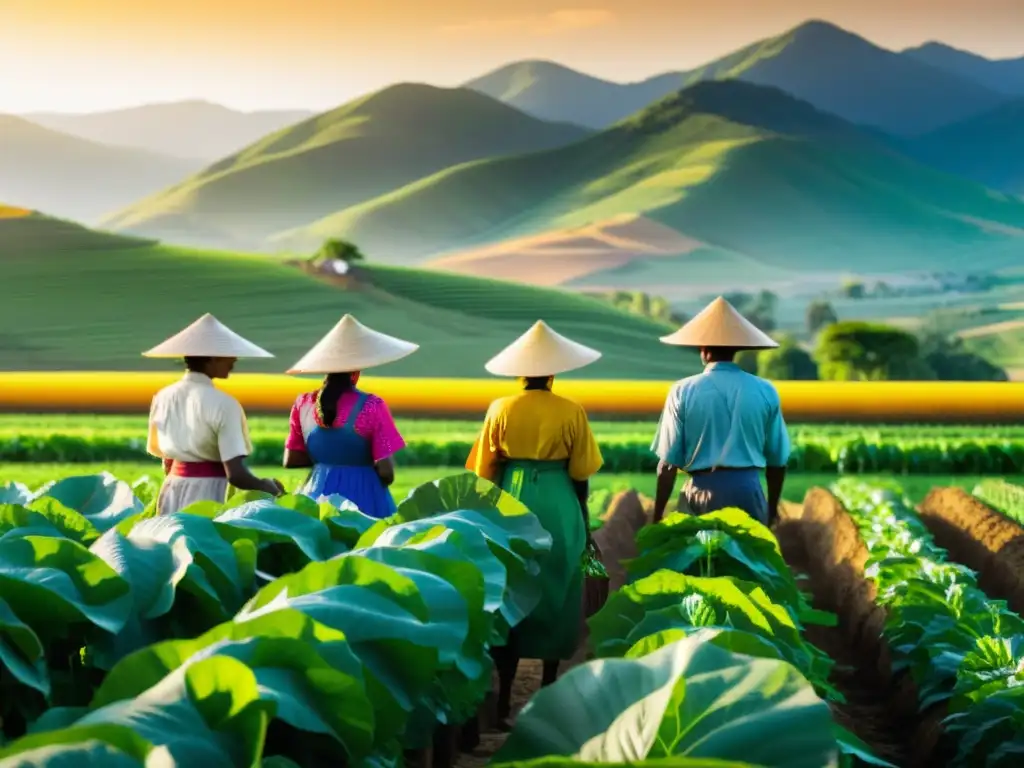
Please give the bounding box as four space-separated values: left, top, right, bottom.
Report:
7 17 1024 302
23 101 315 161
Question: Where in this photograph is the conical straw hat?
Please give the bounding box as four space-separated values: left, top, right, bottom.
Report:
485 320 602 377
660 297 778 349
287 314 419 374
142 314 273 358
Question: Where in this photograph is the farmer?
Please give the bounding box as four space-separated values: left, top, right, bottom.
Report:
650 296 790 527
144 313 285 515
282 314 418 518
466 320 603 726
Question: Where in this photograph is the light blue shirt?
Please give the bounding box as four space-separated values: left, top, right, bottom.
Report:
651 362 791 471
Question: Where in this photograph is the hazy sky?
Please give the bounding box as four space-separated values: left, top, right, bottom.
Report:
1 0 1022 113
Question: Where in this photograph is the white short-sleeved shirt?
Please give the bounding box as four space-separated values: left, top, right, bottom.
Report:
146 372 253 463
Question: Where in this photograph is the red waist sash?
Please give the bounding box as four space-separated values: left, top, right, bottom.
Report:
167 460 226 478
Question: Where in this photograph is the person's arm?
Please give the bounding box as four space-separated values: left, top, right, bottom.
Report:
651 385 686 523
763 388 792 527
367 397 403 487
466 404 503 483
218 399 283 496
765 466 786 527
223 456 284 495
568 408 603 542
653 460 678 524
283 449 313 469
283 403 313 469
375 456 396 487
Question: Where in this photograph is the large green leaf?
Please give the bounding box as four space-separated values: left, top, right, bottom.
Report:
493 760 761 768
494 630 837 768
87 611 377 759
0 500 99 546
33 474 142 533
116 514 252 620
63 656 271 766
0 596 48 695
361 507 546 628
0 723 172 767
212 499 348 562
0 535 131 638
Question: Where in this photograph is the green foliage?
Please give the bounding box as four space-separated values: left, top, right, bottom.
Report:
312 237 364 263
594 290 683 327
919 331 1009 382
832 480 1024 762
5 424 1024 475
972 479 1024 526
815 321 928 380
505 505 890 767
805 300 838 335
0 470 554 764
757 336 818 380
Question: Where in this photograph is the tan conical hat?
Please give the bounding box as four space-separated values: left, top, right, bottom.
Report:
660 297 778 349
287 314 418 374
142 314 273 358
485 320 601 377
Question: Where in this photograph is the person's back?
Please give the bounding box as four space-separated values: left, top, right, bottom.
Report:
667 362 787 472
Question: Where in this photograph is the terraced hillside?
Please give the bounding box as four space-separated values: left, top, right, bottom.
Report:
101 84 591 249
282 80 1024 292
0 211 694 378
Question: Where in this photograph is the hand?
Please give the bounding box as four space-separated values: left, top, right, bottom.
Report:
264 478 286 496
767 505 780 528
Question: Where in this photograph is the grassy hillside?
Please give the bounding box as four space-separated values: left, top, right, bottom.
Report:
0 115 201 224
25 101 315 162
682 20 1009 135
282 80 1024 284
906 99 1024 193
101 84 591 249
465 60 686 129
901 43 1024 96
0 212 694 379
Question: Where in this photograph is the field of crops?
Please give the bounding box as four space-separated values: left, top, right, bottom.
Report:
2 463 1023 766
4 414 1024 475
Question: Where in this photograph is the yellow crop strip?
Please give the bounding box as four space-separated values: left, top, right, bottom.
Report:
0 205 32 219
0 372 1023 422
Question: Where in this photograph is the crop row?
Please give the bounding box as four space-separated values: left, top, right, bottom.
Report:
3 431 1024 474
0 472 883 765
972 478 1024 527
831 479 1024 763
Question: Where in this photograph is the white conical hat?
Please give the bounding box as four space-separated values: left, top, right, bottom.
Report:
485 320 601 377
142 314 273 358
660 297 778 349
287 314 418 374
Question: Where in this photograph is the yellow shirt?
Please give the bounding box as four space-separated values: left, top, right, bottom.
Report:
465 389 604 483
146 372 253 463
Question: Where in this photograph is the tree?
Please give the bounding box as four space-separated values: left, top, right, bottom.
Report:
805 300 838 335
735 349 760 374
918 331 1008 381
722 290 777 332
758 336 818 380
315 238 365 263
839 280 865 299
814 321 935 381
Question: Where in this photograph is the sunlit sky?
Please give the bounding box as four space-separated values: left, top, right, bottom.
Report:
1 0 1022 113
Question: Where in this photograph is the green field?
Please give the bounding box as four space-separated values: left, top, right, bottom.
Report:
2 461 1016 509
101 83 590 248
0 214 694 378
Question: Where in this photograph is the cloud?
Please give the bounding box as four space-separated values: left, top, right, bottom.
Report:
439 8 615 38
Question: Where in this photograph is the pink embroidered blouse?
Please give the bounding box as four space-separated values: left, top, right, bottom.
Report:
285 391 406 462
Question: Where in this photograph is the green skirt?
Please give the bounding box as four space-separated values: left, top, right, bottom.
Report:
500 458 585 660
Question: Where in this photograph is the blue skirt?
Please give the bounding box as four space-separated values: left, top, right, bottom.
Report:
299 464 397 519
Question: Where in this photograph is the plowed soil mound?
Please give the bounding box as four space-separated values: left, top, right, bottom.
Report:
919 487 1024 614
782 489 944 768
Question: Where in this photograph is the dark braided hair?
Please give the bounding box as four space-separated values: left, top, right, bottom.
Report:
315 372 355 428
